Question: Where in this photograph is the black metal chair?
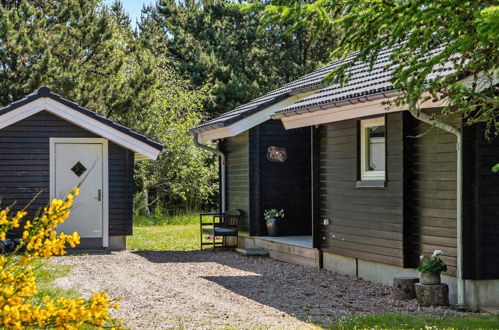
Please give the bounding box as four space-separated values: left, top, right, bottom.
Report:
200 210 240 252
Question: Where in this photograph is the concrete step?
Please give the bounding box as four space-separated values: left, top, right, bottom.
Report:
236 248 269 257
480 306 499 315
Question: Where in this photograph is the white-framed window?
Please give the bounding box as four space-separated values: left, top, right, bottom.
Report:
360 117 386 181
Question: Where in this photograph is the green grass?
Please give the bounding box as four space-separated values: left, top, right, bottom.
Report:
128 224 199 250
331 313 499 329
134 212 199 226
32 260 80 301
128 212 200 250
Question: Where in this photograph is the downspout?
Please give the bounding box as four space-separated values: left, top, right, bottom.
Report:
193 133 226 212
408 105 465 308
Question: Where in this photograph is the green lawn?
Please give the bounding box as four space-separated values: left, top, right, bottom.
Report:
33 260 79 301
127 212 200 251
332 313 499 329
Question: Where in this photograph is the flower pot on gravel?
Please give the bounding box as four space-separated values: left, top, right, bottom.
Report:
420 271 441 285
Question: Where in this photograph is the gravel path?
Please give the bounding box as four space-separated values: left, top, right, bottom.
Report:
52 250 460 329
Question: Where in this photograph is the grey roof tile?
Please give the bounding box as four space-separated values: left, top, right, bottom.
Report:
276 46 454 117
191 44 454 132
189 50 365 134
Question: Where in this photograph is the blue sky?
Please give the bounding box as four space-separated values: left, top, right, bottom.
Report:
106 0 156 27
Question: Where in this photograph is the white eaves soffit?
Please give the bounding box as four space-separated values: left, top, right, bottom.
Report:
279 94 449 130
196 91 315 142
0 98 161 160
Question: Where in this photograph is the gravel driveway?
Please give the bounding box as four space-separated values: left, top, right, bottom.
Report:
53 250 458 329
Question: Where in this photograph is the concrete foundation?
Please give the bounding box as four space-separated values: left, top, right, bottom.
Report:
238 235 320 268
109 236 126 250
323 252 499 311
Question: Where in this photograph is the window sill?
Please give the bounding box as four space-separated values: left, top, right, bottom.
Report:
356 180 386 188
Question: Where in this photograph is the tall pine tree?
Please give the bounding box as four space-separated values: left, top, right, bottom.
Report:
0 0 219 212
141 0 337 118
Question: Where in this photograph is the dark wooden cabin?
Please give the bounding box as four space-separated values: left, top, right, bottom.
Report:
192 45 499 310
272 47 499 310
0 87 163 249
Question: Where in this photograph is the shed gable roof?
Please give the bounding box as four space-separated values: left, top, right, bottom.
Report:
0 87 164 160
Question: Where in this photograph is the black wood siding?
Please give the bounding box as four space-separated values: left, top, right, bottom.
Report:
406 114 459 275
223 132 250 233
255 120 311 236
463 125 499 279
318 113 405 266
223 120 312 236
109 143 134 236
0 111 134 236
475 131 499 279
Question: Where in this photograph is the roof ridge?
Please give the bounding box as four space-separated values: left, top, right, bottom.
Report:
0 87 164 152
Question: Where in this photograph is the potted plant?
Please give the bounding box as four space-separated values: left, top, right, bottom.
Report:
264 209 284 237
418 250 447 285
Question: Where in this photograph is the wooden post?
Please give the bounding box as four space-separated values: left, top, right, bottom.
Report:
393 277 419 300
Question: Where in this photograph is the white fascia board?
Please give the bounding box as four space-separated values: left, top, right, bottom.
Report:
197 91 315 142
0 98 160 160
197 126 232 143
281 94 448 130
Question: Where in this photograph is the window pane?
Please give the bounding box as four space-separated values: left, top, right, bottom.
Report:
367 125 385 171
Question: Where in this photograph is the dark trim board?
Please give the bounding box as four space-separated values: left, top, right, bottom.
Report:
312 126 321 249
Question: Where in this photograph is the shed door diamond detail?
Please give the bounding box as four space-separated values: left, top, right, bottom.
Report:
71 161 87 177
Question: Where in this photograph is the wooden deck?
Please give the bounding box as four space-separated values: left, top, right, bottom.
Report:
238 235 320 268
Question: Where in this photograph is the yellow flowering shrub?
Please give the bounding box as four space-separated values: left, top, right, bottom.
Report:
0 187 121 329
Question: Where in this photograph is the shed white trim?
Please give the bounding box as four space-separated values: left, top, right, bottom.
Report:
196 91 315 142
0 98 160 160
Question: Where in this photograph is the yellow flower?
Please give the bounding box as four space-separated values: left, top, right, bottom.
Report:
0 187 121 329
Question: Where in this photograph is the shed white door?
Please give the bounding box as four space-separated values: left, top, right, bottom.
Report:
53 142 103 238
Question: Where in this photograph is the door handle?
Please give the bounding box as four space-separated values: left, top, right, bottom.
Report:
97 189 102 202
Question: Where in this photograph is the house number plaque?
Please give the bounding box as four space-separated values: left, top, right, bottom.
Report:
267 146 287 162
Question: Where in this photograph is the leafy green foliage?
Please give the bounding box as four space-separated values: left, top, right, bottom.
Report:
142 0 337 117
0 0 217 212
254 0 498 134
264 208 285 220
418 252 448 274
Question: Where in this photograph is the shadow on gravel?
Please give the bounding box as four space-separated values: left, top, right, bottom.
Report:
131 249 269 274
131 249 404 326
